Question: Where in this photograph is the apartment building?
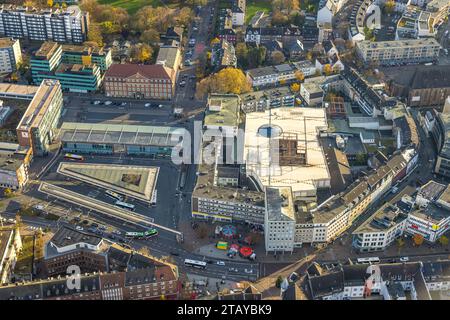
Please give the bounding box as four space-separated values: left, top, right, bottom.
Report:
295 149 416 246
231 0 246 26
16 79 63 156
356 38 441 66
246 61 316 88
0 261 179 300
104 64 176 100
352 187 414 252
0 38 21 73
0 5 89 44
300 76 326 106
239 86 295 113
0 226 22 284
265 187 296 253
0 156 29 190
306 261 442 300
211 39 237 71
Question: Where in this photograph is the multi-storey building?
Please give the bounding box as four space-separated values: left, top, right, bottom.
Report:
16 79 63 156
355 38 441 66
0 259 180 300
30 41 110 92
211 39 237 71
305 261 449 300
406 181 450 242
239 86 295 113
265 187 296 253
431 111 450 178
0 225 22 284
246 61 316 89
294 148 416 247
352 187 414 252
104 64 176 100
44 226 108 276
0 5 89 44
0 155 29 190
231 0 246 26
61 44 112 72
0 38 21 73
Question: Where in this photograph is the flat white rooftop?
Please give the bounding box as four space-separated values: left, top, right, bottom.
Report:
244 107 330 196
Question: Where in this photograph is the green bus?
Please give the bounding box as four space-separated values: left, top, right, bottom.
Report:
125 228 158 239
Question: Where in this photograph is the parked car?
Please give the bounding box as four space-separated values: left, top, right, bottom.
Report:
144 103 151 107
400 257 409 262
244 268 253 274
170 252 180 256
104 101 113 106
75 226 84 231
216 261 225 266
228 267 238 273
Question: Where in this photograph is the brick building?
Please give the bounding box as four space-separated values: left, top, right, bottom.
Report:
104 64 176 100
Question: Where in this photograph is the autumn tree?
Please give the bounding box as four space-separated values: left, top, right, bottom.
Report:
196 67 251 99
140 29 160 45
210 37 220 46
131 44 153 63
235 42 249 68
323 64 332 75
176 7 193 27
270 50 286 64
291 83 300 92
384 0 395 14
47 0 53 7
87 23 103 47
413 234 424 246
23 0 35 7
295 70 305 82
272 9 289 26
3 188 13 198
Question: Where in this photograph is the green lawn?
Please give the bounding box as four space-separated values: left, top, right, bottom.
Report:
98 0 178 15
245 0 272 25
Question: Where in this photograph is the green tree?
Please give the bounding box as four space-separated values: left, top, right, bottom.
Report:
439 235 449 246
275 275 283 288
87 23 103 47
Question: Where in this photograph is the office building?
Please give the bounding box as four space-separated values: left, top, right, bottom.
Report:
265 187 296 253
31 41 110 92
16 79 63 156
0 37 21 73
0 5 89 44
104 64 176 100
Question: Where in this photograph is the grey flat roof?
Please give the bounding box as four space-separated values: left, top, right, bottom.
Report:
60 122 183 147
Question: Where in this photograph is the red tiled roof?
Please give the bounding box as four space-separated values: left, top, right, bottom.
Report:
105 64 173 80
